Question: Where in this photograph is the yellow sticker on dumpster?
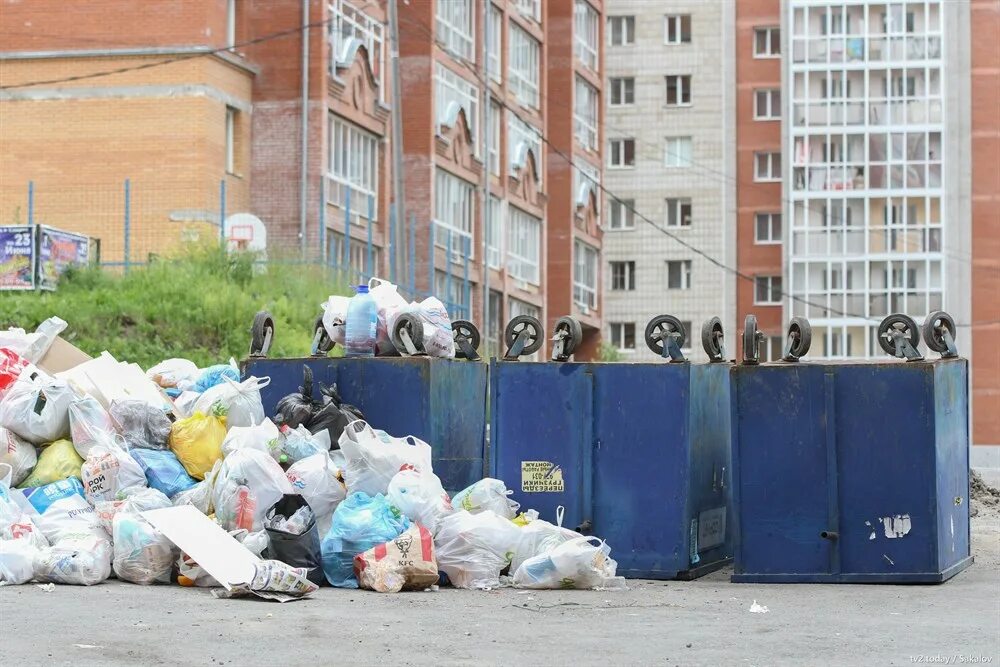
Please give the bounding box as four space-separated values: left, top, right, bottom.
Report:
521 461 564 493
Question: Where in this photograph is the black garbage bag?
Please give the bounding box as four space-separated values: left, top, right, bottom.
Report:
274 366 316 429
274 367 366 450
263 494 325 586
110 399 173 450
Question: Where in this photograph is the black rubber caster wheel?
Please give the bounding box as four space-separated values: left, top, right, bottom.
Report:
742 314 760 364
250 311 274 357
504 315 544 356
553 316 583 357
391 312 425 354
645 315 686 355
451 319 481 359
878 313 920 356
701 317 725 361
922 311 956 354
312 314 334 356
783 316 812 360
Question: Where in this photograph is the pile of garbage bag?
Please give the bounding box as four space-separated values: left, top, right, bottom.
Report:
0 313 624 599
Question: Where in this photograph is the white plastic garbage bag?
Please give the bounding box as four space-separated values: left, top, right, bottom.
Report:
339 420 433 496
68 395 114 458
389 297 455 358
451 478 520 519
81 437 147 504
146 358 199 389
221 419 281 458
212 448 293 532
0 375 74 444
368 277 409 356
0 538 39 585
280 425 327 465
0 463 48 548
33 533 113 586
15 477 105 543
433 510 521 589
171 459 220 515
192 376 269 429
0 427 36 487
386 469 453 534
0 317 66 364
172 391 201 419
512 536 620 590
286 453 346 537
509 518 582 573
321 295 351 348
112 488 176 585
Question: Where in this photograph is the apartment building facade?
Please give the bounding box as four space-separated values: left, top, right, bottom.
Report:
603 2 736 361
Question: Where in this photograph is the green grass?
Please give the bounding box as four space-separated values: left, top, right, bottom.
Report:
0 247 349 369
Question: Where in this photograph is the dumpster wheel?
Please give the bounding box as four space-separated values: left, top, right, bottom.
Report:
877 313 922 360
701 317 726 362
782 316 812 361
250 311 274 358
311 314 334 356
742 314 761 364
645 315 686 360
922 310 958 357
452 319 482 360
552 316 583 361
391 312 425 356
504 315 544 359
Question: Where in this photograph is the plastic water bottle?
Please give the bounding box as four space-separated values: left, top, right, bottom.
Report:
345 284 377 357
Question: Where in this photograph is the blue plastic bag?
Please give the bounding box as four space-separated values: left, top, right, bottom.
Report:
320 492 410 588
130 448 198 498
192 364 239 394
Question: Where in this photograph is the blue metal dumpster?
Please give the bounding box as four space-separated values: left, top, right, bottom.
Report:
241 357 487 492
730 358 972 583
490 360 733 579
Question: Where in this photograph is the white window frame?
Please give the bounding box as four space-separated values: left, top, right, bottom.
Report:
609 322 636 351
433 168 475 259
609 77 635 106
574 76 599 150
508 113 542 181
488 100 502 176
666 260 692 290
573 240 599 311
754 152 781 182
434 270 470 317
608 16 635 46
754 88 781 120
665 75 692 107
226 0 237 49
609 138 635 169
754 275 783 305
514 0 541 23
487 195 504 269
487 3 502 83
754 212 781 244
507 205 541 285
327 115 380 221
664 136 692 168
610 261 635 291
225 106 236 174
436 0 474 59
435 63 479 148
754 26 780 58
509 24 540 109
330 0 386 101
608 198 635 230
664 14 691 45
574 0 599 71
665 197 692 227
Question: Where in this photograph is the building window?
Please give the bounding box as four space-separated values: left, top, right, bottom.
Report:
574 0 599 71
754 27 780 57
226 0 237 48
608 16 635 46
754 213 781 244
434 270 470 317
574 76 599 150
487 3 502 83
225 106 237 174
330 0 386 100
328 115 379 220
764 335 783 362
609 77 634 106
665 75 692 106
754 151 781 182
435 63 479 148
754 275 782 305
664 136 692 168
665 198 692 227
433 168 475 258
508 113 542 180
509 24 540 109
609 322 636 351
514 0 541 23
610 261 635 291
754 89 781 120
573 240 599 311
664 14 691 44
487 196 503 269
436 0 474 59
608 198 635 230
488 101 501 175
328 231 381 278
609 139 635 168
507 206 541 285
666 260 691 290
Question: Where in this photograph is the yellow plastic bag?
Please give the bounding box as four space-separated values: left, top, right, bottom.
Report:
17 439 84 488
169 410 227 480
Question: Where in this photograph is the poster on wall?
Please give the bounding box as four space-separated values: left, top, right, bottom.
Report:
37 226 90 291
0 226 36 291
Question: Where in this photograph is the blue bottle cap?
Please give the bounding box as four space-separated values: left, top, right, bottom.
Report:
355 284 369 294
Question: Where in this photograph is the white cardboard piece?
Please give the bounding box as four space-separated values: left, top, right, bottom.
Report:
141 505 260 590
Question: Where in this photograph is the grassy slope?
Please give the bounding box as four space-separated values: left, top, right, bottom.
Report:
0 249 347 369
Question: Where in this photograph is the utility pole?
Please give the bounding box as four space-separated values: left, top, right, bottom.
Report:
387 0 407 287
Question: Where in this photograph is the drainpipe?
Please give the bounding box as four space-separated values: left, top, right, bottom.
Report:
299 0 310 260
